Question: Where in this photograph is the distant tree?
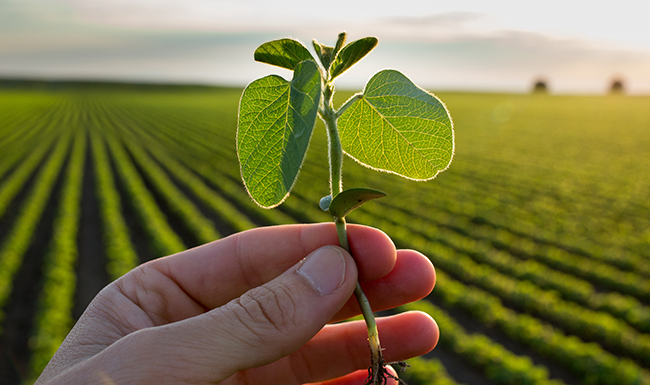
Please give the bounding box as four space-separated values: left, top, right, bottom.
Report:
532 78 548 94
610 78 625 94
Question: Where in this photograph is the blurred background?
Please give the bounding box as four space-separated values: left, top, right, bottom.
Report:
2 2 650 385
2 0 650 94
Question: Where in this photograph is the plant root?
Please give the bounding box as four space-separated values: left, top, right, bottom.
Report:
364 355 410 385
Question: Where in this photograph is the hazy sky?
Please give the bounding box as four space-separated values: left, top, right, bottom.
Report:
2 0 650 93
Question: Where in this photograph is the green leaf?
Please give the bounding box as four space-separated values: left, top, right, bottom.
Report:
333 32 347 57
312 40 334 69
254 38 315 71
237 60 322 208
329 37 378 79
338 70 454 181
329 188 387 219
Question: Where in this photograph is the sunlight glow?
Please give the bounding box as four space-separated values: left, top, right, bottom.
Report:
1 0 649 93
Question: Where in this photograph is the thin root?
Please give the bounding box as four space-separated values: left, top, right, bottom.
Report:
363 358 410 385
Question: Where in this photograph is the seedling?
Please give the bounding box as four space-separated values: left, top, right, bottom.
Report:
237 32 454 385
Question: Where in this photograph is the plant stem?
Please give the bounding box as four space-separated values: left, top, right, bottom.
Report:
333 218 378 339
322 85 343 194
322 81 384 384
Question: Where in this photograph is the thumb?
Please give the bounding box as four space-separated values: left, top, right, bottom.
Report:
159 245 357 383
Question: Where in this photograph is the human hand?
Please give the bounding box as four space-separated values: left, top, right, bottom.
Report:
35 223 438 385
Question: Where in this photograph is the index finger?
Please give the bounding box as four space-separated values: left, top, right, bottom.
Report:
154 223 397 311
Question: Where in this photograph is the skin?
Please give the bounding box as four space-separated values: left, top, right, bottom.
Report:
35 223 438 385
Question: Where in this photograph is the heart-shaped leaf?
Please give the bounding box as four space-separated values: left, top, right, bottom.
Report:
329 37 378 80
237 60 322 208
338 70 454 181
329 188 387 219
254 38 315 71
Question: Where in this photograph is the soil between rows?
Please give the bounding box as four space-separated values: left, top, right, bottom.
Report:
73 138 109 320
107 149 157 264
162 168 242 236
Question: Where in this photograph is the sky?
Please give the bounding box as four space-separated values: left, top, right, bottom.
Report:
1 0 650 94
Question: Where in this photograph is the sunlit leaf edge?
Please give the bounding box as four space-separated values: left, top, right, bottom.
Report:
254 38 315 71
236 62 321 209
312 40 334 69
236 75 284 209
329 187 387 219
329 37 378 80
338 71 456 182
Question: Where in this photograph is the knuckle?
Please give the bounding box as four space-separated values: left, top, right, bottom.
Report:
228 283 298 344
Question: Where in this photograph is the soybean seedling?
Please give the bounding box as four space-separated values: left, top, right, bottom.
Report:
236 32 454 385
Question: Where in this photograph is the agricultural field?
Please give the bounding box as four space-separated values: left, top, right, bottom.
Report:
0 82 649 385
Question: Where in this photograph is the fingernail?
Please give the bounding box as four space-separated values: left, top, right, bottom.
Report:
298 246 346 295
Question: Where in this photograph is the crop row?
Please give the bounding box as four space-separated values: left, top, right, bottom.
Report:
400 356 460 385
106 98 295 228
29 122 86 379
269 175 650 381
2 89 647 385
330 145 650 280
306 98 648 270
400 301 564 385
108 103 321 228
88 114 139 279
417 169 648 274
37 91 647 385
88 97 286 254
100 105 221 245
102 98 218 158
134 94 650 352
88 94 298 241
468 222 650 300
351 205 650 367
379 216 650 384
384 197 650 305
0 108 59 183
96 112 186 257
104 91 644 255
292 156 650 334
211 116 639 280
430 268 649 385
444 94 649 252
133 92 650 379
0 113 63 219
0 124 72 334
446 210 650 303
425 218 650 333
82 95 288 252
0 96 59 146
311 150 650 312
433 162 647 258
109 104 261 232
288 183 572 385
367 202 650 334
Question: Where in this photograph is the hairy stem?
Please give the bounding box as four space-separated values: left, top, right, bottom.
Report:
322 85 343 194
322 80 384 384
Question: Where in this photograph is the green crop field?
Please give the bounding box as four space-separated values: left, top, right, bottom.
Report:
0 83 649 385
